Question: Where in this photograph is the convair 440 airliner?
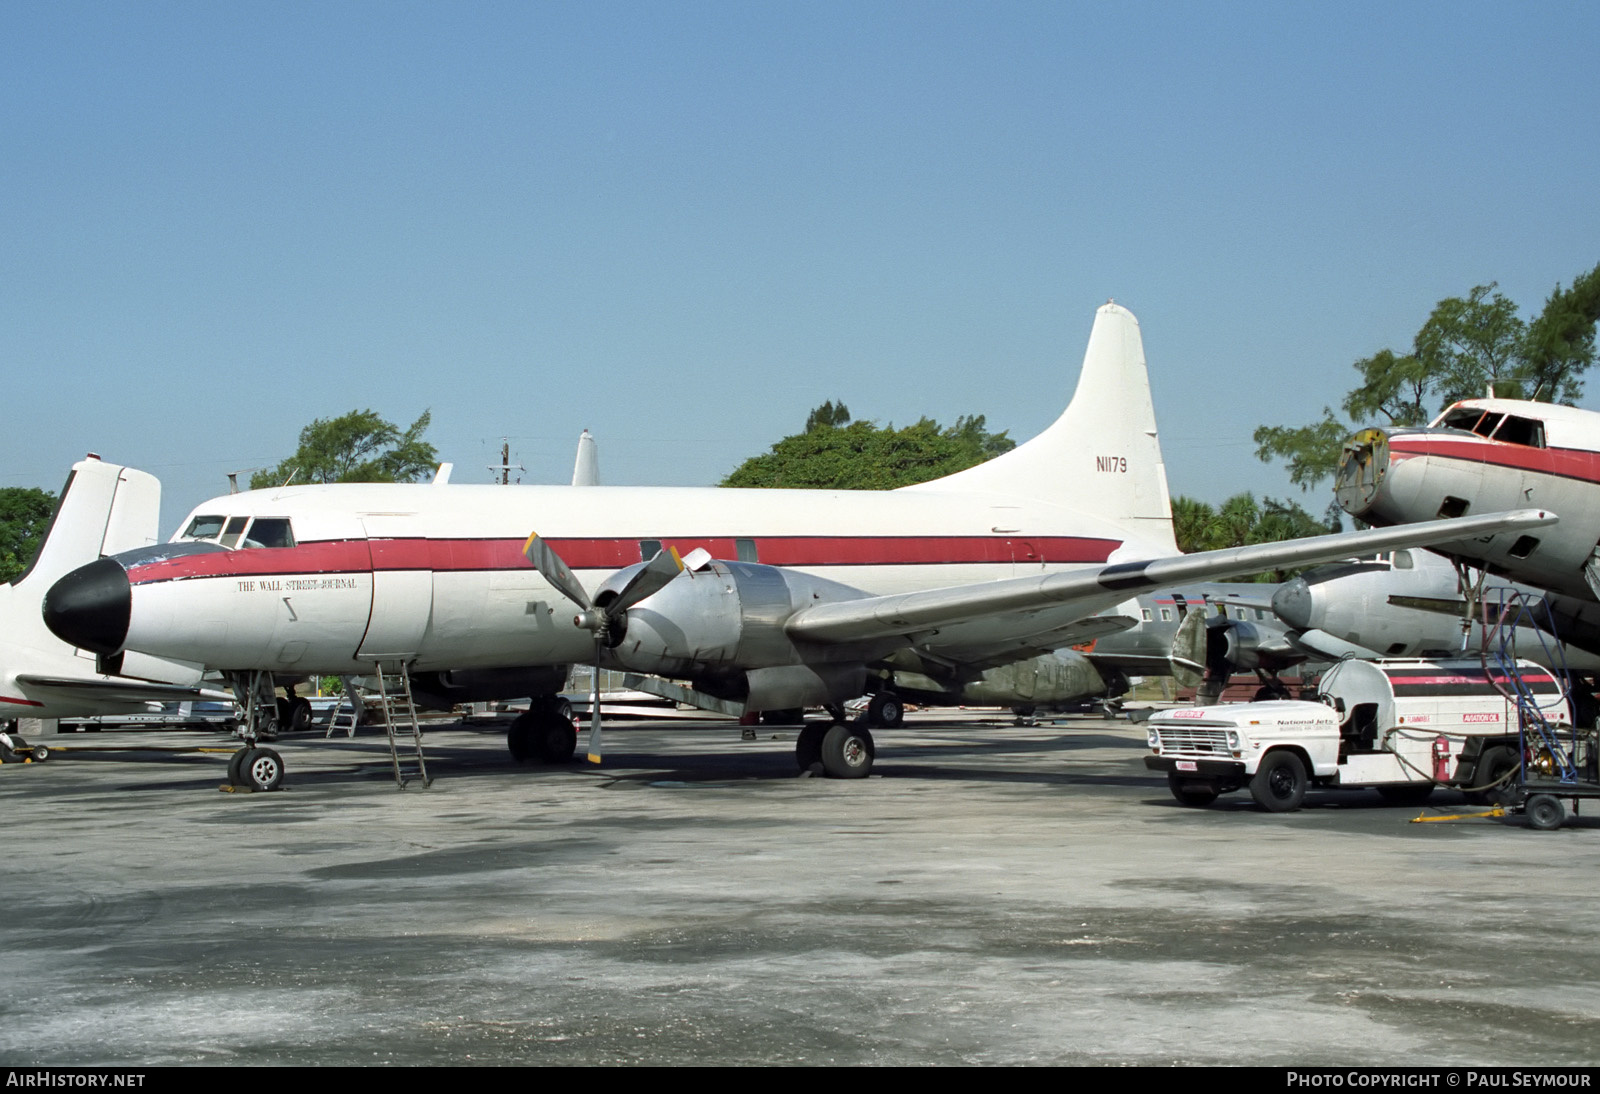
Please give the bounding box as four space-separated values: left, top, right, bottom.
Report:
44 304 1553 786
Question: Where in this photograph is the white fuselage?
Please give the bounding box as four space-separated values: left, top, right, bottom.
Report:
135 482 1155 675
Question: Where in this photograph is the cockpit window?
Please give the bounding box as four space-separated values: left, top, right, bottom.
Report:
180 515 296 549
1490 414 1545 448
243 518 296 549
183 515 227 539
1436 406 1545 448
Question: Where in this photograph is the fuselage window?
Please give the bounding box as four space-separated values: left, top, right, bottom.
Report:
639 539 662 562
1160 608 1172 622
1393 549 1413 569
218 516 250 548
736 537 758 563
1141 608 1152 622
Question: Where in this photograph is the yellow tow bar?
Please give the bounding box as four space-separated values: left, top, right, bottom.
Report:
1410 806 1507 823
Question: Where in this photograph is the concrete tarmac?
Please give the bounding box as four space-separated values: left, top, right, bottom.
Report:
2 712 1598 1066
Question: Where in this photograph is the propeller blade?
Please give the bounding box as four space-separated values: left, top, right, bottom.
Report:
523 532 591 610
608 547 684 615
587 637 603 764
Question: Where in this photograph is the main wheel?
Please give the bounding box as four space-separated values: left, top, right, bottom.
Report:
534 710 578 764
284 697 313 733
820 723 875 779
1249 750 1308 812
507 711 536 762
795 723 827 772
867 692 905 728
240 747 284 792
1525 794 1565 831
1167 774 1217 807
1376 784 1434 806
1468 745 1519 805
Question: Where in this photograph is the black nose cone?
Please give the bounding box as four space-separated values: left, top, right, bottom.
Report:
43 557 131 655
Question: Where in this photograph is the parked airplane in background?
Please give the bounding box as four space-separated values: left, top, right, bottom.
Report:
2 457 214 733
1336 400 1600 645
44 304 1554 786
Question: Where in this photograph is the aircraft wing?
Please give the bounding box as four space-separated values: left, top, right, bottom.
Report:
895 614 1138 674
785 509 1556 652
14 675 221 705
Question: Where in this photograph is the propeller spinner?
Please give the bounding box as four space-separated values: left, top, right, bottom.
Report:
522 534 685 762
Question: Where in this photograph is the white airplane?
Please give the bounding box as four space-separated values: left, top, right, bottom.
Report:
2 456 214 737
42 304 1554 787
1336 400 1600 612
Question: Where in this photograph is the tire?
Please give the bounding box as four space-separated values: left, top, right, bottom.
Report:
1376 784 1434 806
1167 774 1217 807
535 711 578 764
507 712 536 763
867 692 905 728
240 747 284 792
795 723 827 772
285 697 313 733
761 709 805 727
552 697 574 724
1249 750 1308 812
1468 745 1519 806
820 723 875 779
30 746 49 762
227 747 249 785
1526 794 1565 831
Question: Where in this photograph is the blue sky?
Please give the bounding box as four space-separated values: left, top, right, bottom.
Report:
3 2 1596 531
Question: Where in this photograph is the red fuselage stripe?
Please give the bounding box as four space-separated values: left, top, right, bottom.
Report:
126 535 1122 585
1391 436 1600 486
1 695 46 707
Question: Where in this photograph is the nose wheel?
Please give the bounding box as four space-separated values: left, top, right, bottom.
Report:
226 746 285 792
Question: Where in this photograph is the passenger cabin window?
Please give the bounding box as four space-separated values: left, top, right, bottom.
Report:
639 539 662 562
1160 608 1172 622
1141 609 1152 622
1392 550 1413 570
736 538 758 563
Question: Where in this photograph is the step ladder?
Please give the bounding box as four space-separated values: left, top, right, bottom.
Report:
371 662 431 789
324 675 365 738
1481 588 1580 784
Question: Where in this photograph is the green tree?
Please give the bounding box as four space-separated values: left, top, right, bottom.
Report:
251 409 438 489
1255 262 1600 491
1171 492 1335 579
722 403 1015 489
0 486 58 583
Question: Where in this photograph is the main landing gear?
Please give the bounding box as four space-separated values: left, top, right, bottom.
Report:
795 715 877 779
507 698 578 764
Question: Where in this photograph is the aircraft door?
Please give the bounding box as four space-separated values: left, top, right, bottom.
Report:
356 517 434 661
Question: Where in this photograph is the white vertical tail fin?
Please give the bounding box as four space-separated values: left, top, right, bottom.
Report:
904 302 1177 553
9 457 160 590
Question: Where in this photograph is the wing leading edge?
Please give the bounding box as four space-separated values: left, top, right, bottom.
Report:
784 509 1557 652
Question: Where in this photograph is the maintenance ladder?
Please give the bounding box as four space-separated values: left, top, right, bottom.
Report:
323 665 431 788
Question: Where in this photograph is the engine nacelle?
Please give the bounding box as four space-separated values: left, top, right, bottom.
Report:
593 559 873 704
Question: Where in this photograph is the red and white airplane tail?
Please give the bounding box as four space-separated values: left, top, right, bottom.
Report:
904 301 1177 554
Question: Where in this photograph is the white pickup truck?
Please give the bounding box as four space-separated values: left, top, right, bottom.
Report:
1144 658 1568 811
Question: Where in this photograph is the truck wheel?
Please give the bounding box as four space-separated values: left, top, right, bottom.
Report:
1249 750 1307 812
1468 745 1519 805
1167 774 1217 807
1376 784 1434 806
1525 794 1565 831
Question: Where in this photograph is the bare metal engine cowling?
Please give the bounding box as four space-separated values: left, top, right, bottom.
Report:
595 559 871 708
